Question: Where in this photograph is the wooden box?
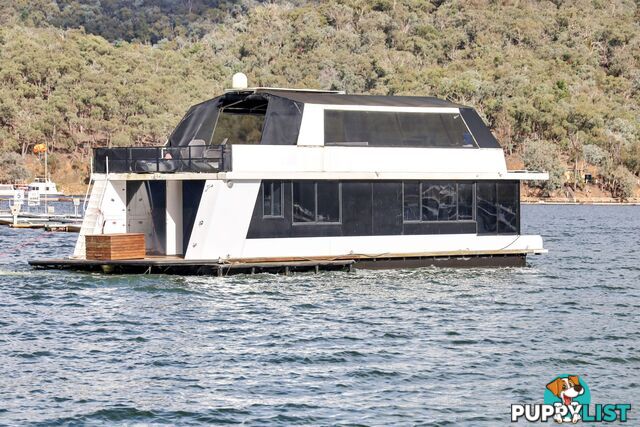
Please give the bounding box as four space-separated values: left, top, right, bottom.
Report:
85 233 146 260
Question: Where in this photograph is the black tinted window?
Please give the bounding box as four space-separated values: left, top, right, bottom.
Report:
457 183 474 220
405 181 476 223
325 111 475 148
497 182 519 234
317 181 341 222
263 181 283 217
477 182 497 234
293 181 316 223
293 181 341 223
272 181 282 216
403 182 420 221
422 183 456 221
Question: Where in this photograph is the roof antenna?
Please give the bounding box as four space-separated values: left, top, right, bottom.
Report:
232 72 248 90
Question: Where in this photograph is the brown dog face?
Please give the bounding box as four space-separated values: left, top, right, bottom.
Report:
546 376 581 399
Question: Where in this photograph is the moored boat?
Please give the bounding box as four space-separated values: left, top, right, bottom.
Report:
26 178 63 197
30 75 549 274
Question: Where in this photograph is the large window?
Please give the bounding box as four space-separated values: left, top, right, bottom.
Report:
403 182 421 221
457 183 474 220
325 110 476 148
476 182 497 233
403 182 475 222
476 181 519 234
262 181 283 217
497 182 518 234
293 181 341 224
422 183 457 221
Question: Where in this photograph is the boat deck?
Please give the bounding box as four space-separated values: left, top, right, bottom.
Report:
28 253 527 275
28 257 356 276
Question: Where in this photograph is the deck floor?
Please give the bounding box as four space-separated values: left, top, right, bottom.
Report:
28 257 356 275
28 253 526 275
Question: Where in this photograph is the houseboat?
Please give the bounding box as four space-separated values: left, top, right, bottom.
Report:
30 76 548 275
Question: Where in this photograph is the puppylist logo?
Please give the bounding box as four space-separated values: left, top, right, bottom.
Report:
511 375 631 423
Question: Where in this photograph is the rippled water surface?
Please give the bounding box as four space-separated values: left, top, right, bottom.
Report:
0 205 638 425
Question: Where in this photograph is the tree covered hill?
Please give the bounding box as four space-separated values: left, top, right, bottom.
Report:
0 0 638 197
1 0 255 42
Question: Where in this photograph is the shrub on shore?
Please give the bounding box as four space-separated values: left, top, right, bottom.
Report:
605 165 637 200
523 139 565 195
0 152 29 182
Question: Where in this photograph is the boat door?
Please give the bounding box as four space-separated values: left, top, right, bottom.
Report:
126 181 166 255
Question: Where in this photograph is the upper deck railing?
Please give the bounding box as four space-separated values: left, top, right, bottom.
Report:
93 145 231 174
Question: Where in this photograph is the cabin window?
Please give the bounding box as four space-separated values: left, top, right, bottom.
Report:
476 181 520 234
457 183 474 220
263 181 284 217
324 110 476 148
476 182 498 234
476 181 519 235
293 181 341 224
316 181 341 222
403 182 475 222
497 182 519 234
422 183 456 221
402 182 421 221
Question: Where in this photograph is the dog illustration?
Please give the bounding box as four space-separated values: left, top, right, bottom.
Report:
546 375 584 423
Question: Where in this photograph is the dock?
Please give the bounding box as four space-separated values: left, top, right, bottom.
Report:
0 212 82 232
0 194 85 232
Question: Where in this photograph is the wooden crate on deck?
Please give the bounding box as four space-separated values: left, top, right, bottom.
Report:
85 233 146 260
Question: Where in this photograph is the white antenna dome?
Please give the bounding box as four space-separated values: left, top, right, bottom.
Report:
231 72 248 90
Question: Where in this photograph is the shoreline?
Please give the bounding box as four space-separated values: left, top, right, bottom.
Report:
522 197 640 206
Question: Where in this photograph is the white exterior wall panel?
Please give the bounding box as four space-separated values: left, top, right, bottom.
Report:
230 145 508 175
184 180 261 260
101 180 127 234
237 234 545 261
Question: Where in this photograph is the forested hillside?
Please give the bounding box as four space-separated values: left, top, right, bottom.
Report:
0 0 638 197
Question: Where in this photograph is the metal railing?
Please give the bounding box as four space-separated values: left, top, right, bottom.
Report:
93 145 231 174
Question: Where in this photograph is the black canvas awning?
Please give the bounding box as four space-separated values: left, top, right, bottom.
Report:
167 90 499 149
167 92 304 147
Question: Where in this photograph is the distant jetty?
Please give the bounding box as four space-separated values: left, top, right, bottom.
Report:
0 197 84 233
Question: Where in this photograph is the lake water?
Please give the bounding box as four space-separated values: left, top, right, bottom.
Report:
0 205 638 425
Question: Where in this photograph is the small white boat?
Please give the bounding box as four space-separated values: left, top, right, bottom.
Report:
27 178 63 197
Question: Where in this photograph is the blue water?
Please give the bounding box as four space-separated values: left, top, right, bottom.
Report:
0 205 638 425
